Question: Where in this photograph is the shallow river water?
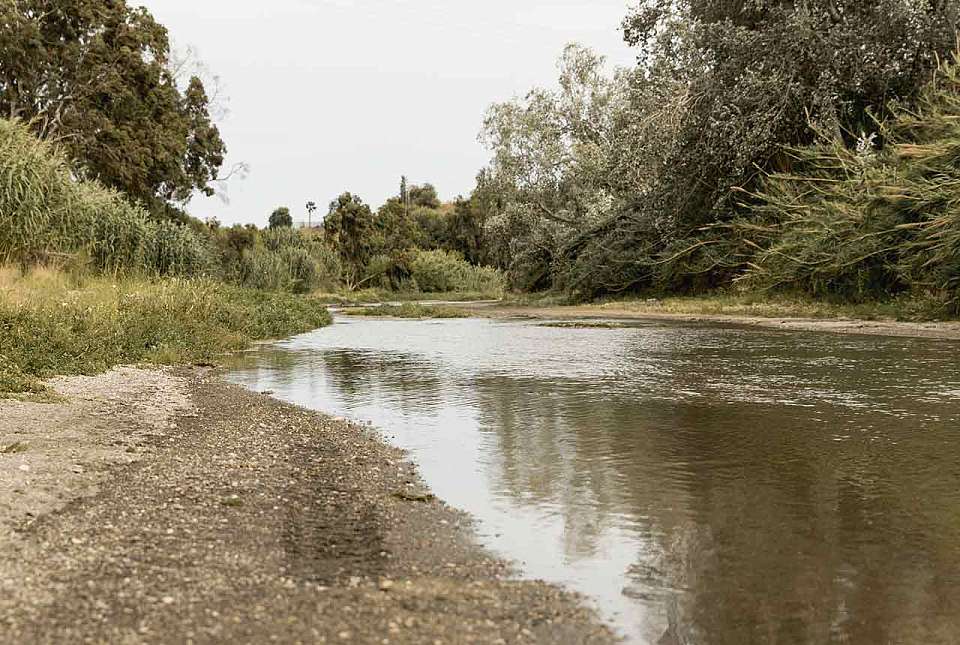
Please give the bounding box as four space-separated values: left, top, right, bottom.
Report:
227 315 960 644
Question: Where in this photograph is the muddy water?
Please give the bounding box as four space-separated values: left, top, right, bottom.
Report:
227 316 960 644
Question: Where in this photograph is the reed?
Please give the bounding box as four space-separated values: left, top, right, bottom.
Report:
737 51 960 312
0 118 215 276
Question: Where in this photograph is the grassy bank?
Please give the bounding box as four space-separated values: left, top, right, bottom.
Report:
0 266 331 394
502 291 951 322
314 289 500 305
341 302 471 318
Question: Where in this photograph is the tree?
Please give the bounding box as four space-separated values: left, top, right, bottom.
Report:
476 3 960 295
268 207 293 229
376 198 420 254
0 0 226 216
479 44 627 289
400 176 409 215
408 183 441 209
324 193 375 289
306 201 317 228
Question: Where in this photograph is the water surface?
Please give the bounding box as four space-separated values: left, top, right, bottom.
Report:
227 316 960 644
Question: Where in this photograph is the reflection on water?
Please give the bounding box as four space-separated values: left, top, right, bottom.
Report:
227 316 960 644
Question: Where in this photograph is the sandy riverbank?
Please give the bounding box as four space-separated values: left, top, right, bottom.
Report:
0 367 614 644
457 302 960 341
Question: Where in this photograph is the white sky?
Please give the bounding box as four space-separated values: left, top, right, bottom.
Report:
136 0 635 226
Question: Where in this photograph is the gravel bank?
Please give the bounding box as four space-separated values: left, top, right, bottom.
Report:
0 368 614 644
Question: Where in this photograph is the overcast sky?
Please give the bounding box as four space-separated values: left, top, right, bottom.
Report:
136 1 635 226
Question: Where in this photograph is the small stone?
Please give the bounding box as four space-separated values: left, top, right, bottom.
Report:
161 596 175 605
18 464 30 473
379 579 394 591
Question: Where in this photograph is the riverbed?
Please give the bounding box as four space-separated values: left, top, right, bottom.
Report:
228 315 960 644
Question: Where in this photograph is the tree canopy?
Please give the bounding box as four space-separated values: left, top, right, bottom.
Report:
268 207 293 229
476 0 960 296
0 0 226 216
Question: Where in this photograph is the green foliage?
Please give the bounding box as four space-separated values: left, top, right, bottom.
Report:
477 3 960 298
343 303 470 319
0 267 332 393
409 249 504 295
0 118 214 276
325 192 376 289
268 207 293 229
740 53 960 312
235 228 340 294
0 118 348 296
0 0 226 213
409 183 441 209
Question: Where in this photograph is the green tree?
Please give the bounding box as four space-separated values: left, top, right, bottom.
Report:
376 198 419 254
0 0 226 215
477 3 960 295
409 183 441 209
400 175 409 214
443 196 488 265
479 44 626 290
324 192 375 289
268 207 293 229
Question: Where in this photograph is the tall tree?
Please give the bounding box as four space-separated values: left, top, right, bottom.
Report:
324 192 375 289
0 0 226 216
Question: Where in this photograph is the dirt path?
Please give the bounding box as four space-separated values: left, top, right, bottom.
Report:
462 303 960 341
0 368 614 644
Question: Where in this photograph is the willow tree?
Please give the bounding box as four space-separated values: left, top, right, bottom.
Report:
479 44 630 290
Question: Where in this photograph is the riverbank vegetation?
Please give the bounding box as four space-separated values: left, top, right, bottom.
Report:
0 266 330 394
4 0 960 379
465 1 960 317
342 303 471 319
518 293 944 323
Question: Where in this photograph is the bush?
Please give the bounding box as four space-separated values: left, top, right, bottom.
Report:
234 229 341 294
408 249 505 295
744 52 960 312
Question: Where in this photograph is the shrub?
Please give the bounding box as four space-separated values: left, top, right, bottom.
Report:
409 249 505 295
744 52 960 311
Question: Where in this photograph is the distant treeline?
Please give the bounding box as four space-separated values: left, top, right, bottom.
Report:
0 1 502 298
0 118 502 296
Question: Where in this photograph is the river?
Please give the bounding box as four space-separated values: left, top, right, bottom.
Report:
227 314 960 644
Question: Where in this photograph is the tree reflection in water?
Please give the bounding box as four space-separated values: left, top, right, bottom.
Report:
227 318 960 644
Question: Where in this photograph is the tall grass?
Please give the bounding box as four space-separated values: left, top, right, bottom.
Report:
0 265 332 393
739 52 960 313
237 228 342 293
0 118 214 276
